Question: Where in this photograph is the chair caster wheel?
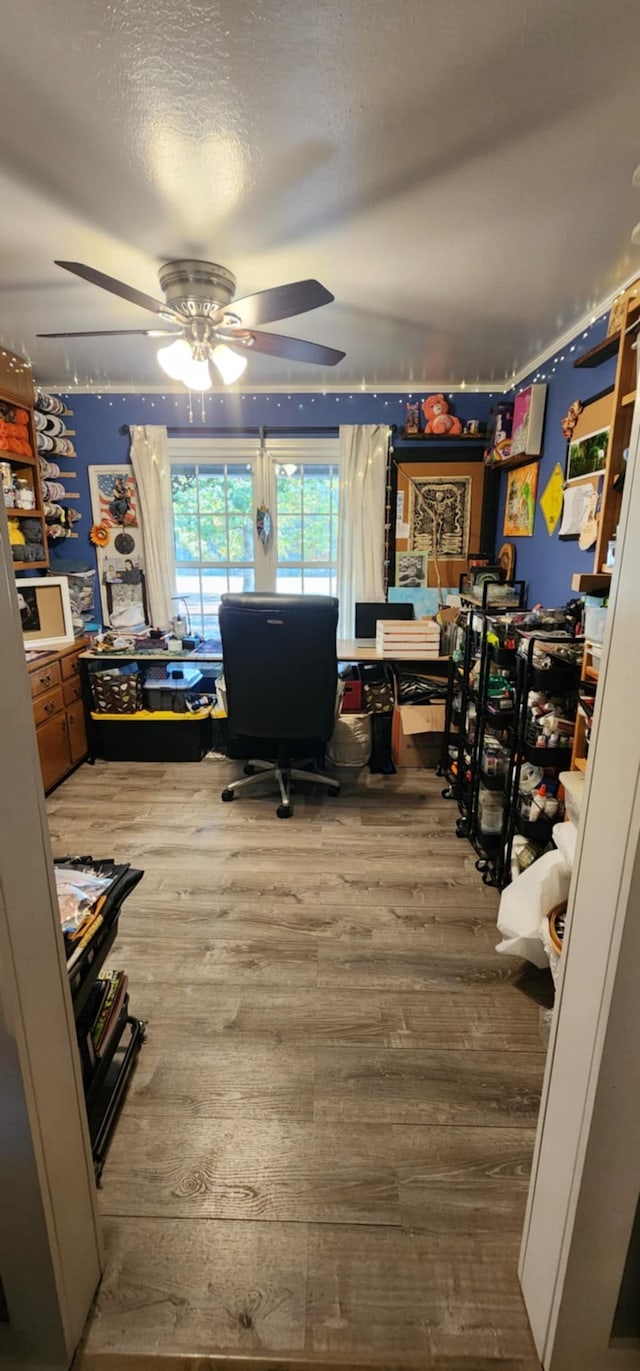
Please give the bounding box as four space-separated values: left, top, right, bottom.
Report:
243 763 256 776
277 804 292 819
328 786 340 798
475 858 487 872
221 789 235 802
442 786 453 799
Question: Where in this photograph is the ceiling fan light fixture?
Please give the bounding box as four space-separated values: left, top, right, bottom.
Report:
211 343 248 385
181 354 212 391
157 337 192 380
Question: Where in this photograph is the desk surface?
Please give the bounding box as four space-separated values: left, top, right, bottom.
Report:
81 640 450 665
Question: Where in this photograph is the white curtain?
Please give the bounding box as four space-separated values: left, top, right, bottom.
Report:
129 425 173 629
337 424 390 637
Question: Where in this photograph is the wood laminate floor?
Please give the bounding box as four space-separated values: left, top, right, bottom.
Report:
48 760 547 1371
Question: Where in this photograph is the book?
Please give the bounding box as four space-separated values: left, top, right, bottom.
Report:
92 970 127 1053
66 911 104 971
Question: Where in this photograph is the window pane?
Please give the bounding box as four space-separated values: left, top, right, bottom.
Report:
303 515 330 562
197 465 227 513
278 513 302 562
227 470 253 515
174 514 200 561
330 520 338 561
277 469 302 513
276 567 304 595
303 471 331 513
171 466 198 513
175 569 203 634
302 567 336 595
227 515 254 562
200 515 229 561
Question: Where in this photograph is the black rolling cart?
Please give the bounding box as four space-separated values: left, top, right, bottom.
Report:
501 635 580 886
437 610 475 824
58 858 146 1183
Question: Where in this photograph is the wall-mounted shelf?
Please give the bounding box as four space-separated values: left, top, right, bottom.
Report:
0 448 36 466
7 506 44 519
484 452 541 472
571 571 611 594
573 331 621 369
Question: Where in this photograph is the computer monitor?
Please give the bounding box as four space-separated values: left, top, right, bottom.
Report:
355 601 414 638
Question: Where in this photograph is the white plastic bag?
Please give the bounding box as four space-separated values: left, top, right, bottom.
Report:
496 849 570 968
327 712 372 768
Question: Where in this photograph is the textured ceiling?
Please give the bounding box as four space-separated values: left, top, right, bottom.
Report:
0 0 639 389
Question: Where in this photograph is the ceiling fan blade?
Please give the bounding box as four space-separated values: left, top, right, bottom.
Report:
54 261 179 319
229 279 334 328
37 328 178 338
224 329 345 367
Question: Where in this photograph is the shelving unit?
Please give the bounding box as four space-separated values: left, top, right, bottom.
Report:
570 641 600 775
573 283 640 575
60 857 146 1182
0 347 49 568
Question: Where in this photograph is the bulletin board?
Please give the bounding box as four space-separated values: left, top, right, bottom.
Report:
395 459 486 588
565 391 613 489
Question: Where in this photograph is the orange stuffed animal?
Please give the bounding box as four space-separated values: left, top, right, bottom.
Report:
422 393 463 436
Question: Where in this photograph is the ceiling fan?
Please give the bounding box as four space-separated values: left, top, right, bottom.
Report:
38 259 345 388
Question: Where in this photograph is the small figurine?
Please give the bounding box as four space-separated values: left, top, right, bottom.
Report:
403 403 421 437
422 394 463 436
561 399 583 440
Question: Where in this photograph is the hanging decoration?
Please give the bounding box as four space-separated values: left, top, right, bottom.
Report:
256 503 272 546
90 523 110 547
561 400 583 440
539 463 565 537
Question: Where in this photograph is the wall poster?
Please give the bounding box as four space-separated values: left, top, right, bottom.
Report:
409 475 472 558
89 466 149 630
503 460 539 538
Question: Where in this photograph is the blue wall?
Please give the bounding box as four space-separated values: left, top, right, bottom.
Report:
48 388 496 573
497 314 616 607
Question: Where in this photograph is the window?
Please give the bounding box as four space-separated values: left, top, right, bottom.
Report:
167 438 339 638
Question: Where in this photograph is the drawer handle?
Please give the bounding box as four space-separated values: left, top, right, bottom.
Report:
40 673 52 689
44 700 55 715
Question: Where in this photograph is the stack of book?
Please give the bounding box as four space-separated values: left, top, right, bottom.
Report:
376 618 442 659
76 969 128 1083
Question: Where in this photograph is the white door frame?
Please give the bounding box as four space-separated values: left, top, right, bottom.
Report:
0 507 101 1369
520 381 640 1368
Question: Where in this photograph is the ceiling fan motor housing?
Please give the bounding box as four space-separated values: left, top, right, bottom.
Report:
158 259 237 318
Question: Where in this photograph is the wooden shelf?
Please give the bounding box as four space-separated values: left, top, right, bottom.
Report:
7 506 44 518
621 389 637 407
585 664 600 681
0 448 36 466
571 572 611 593
573 331 621 369
484 452 541 472
575 757 588 773
16 557 48 570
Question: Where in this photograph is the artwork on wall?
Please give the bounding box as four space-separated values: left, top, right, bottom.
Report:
89 466 149 629
566 427 610 484
395 551 427 587
558 479 598 541
510 384 547 457
503 460 539 537
539 462 565 536
15 577 74 649
409 475 471 558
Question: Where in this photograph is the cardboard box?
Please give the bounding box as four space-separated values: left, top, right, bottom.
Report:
392 702 445 768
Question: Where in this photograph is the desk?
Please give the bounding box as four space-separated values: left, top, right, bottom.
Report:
80 641 450 666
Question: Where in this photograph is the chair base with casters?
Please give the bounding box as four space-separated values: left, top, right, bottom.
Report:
221 745 340 818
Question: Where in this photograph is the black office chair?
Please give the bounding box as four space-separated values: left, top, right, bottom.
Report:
218 592 341 818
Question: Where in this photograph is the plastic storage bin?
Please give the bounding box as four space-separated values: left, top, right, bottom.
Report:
584 596 607 644
144 665 203 712
92 710 213 762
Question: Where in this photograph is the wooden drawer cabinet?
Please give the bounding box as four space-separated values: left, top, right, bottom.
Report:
30 660 61 699
27 639 89 793
66 702 88 765
61 650 83 682
33 684 65 728
36 712 71 794
63 676 83 707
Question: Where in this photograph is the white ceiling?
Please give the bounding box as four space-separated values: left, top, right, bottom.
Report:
0 0 639 391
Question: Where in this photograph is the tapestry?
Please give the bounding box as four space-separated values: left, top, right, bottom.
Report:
89 465 149 629
409 475 471 558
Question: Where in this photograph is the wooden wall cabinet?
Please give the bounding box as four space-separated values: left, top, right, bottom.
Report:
28 639 88 792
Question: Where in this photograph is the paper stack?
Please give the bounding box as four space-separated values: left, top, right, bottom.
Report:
376 618 442 659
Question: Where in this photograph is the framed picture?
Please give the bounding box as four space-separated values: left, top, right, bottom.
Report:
566 427 610 484
510 384 547 458
395 550 427 588
16 577 74 649
503 460 539 538
89 465 149 628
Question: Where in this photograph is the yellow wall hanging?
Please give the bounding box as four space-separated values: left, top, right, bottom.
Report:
539 463 565 537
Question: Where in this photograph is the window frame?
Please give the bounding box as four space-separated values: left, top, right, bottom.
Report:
165 436 340 625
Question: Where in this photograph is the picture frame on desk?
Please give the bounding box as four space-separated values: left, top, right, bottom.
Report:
16 576 74 650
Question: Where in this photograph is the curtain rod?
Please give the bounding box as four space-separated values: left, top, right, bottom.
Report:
119 423 339 437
